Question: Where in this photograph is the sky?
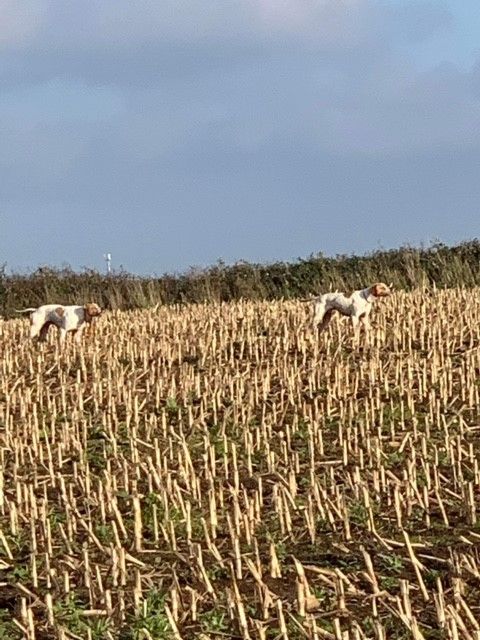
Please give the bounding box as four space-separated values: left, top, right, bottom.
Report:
2 0 480 275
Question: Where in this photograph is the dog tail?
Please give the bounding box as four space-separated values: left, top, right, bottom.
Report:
14 308 37 314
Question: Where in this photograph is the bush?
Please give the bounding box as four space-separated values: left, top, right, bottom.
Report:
2 240 480 318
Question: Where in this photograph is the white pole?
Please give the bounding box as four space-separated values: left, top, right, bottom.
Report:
104 253 112 275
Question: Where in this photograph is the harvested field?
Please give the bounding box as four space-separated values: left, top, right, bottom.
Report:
1 288 480 639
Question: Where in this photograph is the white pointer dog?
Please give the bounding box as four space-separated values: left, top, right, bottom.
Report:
15 303 102 344
313 283 391 335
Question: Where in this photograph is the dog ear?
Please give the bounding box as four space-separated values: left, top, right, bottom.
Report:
370 283 380 297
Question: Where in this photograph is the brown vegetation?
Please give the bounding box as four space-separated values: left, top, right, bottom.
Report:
2 240 480 318
1 288 480 638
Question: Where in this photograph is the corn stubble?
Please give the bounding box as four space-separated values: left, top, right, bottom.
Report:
2 289 480 639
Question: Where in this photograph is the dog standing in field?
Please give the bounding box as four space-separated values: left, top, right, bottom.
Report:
15 303 102 344
313 283 391 335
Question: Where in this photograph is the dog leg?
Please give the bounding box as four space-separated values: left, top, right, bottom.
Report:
318 308 334 332
360 314 370 331
30 315 42 340
351 316 361 344
313 301 327 328
360 314 371 347
75 326 85 344
30 324 41 340
37 322 52 342
59 328 68 346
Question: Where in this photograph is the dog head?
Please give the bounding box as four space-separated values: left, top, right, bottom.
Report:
84 302 102 321
369 282 391 298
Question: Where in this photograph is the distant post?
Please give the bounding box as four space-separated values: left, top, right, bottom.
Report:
104 253 112 275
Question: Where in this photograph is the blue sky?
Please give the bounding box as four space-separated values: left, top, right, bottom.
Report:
2 1 480 275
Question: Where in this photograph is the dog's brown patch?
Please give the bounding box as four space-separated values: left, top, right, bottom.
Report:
55 307 65 317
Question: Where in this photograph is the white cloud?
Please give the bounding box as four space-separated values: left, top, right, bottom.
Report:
0 0 473 165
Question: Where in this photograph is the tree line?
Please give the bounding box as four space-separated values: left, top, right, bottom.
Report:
2 240 480 318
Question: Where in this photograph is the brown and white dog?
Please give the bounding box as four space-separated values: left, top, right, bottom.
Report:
313 283 391 334
15 303 102 344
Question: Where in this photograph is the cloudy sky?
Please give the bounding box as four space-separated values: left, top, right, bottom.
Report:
2 1 480 274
